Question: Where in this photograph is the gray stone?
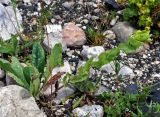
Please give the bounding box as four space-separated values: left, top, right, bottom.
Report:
0 69 5 79
125 84 139 94
52 86 75 105
111 22 136 42
104 0 120 9
103 30 116 40
94 85 108 96
101 62 135 78
43 25 67 52
0 85 46 117
52 61 71 76
0 0 11 5
0 3 22 41
81 46 105 61
5 75 17 85
42 0 52 5
62 2 75 9
72 105 104 117
0 81 4 88
23 0 31 3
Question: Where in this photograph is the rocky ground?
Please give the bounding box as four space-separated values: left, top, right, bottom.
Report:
0 0 160 117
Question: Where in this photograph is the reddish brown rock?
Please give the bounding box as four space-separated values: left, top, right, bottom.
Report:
62 22 86 46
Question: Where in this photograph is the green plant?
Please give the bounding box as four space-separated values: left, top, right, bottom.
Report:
98 87 160 116
86 27 105 45
93 30 151 68
0 35 19 56
98 91 139 116
113 60 121 76
0 43 63 98
97 10 116 30
123 0 160 29
64 58 100 94
64 30 151 95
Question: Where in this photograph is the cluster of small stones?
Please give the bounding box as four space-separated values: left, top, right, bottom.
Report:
16 0 160 96
101 40 160 92
18 0 106 35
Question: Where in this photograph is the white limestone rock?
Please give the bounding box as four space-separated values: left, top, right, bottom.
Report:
43 25 67 52
101 61 135 78
0 85 46 117
81 46 105 61
72 105 104 117
0 4 22 41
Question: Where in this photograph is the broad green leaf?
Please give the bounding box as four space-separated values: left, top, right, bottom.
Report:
29 65 40 98
128 39 143 49
8 72 26 87
0 58 27 88
70 73 88 84
23 67 33 84
11 35 19 55
119 43 136 53
0 47 14 54
63 73 69 87
11 57 29 89
49 43 63 69
30 76 40 98
45 43 63 81
93 48 120 68
32 42 45 73
78 58 93 75
0 59 14 72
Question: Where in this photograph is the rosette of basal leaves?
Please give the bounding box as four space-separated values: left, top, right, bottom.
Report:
0 43 63 98
0 57 40 98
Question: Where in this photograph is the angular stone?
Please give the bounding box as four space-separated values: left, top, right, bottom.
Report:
103 30 116 40
63 22 86 46
62 1 75 9
52 61 71 76
0 85 46 117
43 25 67 52
42 0 52 5
81 46 105 61
94 85 108 96
72 105 104 117
0 4 22 41
0 0 11 5
52 86 75 105
101 62 135 78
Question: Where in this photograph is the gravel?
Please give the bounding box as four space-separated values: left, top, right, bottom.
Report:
0 0 159 116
